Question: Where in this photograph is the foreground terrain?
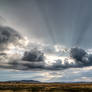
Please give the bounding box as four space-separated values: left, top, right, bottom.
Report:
0 82 92 92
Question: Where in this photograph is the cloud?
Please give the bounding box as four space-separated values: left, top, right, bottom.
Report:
0 26 22 51
70 47 92 67
0 25 28 68
0 24 92 71
2 46 92 71
70 47 86 61
0 27 21 43
22 48 44 62
44 47 92 70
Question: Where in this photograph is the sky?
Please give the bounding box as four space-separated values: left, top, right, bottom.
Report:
0 0 92 82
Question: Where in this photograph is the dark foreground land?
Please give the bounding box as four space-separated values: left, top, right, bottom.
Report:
0 82 92 92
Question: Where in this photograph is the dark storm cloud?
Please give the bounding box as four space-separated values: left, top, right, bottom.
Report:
0 26 21 43
70 47 92 67
70 47 86 62
22 49 44 62
0 26 22 51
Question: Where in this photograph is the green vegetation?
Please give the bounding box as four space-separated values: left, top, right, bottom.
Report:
0 82 92 92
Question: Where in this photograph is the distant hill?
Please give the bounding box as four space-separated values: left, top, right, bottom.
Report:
6 80 40 83
1 80 92 84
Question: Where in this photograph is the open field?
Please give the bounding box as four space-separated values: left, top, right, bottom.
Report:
0 82 92 92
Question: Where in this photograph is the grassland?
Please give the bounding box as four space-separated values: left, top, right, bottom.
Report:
0 82 92 92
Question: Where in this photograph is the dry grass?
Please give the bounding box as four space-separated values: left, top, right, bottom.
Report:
0 82 92 92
